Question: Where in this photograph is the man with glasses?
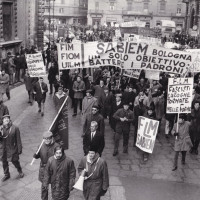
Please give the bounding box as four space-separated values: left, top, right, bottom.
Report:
83 105 105 138
0 115 24 182
33 131 59 200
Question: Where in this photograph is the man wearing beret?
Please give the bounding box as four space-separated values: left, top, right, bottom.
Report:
0 115 24 182
113 102 134 156
33 131 60 200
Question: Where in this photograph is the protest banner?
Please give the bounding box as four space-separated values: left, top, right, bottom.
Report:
145 70 160 80
185 49 200 72
136 116 159 154
57 43 83 70
166 78 193 113
121 21 146 28
57 41 193 74
124 69 141 79
26 53 46 77
49 96 69 149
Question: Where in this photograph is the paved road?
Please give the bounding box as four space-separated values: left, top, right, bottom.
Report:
0 83 199 200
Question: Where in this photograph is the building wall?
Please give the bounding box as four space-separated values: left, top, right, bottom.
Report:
87 0 186 29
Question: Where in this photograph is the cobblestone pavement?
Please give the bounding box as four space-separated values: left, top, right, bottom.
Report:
0 84 199 200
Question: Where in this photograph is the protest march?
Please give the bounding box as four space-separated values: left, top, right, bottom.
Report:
1 11 200 200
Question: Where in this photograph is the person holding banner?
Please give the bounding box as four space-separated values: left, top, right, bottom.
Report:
33 131 60 200
113 101 134 156
43 146 76 200
171 114 192 171
77 145 109 200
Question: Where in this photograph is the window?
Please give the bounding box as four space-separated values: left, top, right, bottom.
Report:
3 2 13 41
177 4 181 14
160 1 166 11
145 22 150 28
156 21 161 26
110 2 115 11
95 2 99 10
59 8 64 13
127 2 132 11
144 2 149 10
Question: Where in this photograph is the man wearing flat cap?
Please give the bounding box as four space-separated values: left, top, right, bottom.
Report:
82 89 98 121
113 101 134 156
33 131 59 200
0 115 24 182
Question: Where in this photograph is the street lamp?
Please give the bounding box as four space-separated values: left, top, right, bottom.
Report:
182 0 189 34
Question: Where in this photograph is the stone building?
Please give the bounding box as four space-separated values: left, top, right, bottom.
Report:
87 0 186 30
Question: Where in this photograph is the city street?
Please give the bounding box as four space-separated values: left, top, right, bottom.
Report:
0 83 199 200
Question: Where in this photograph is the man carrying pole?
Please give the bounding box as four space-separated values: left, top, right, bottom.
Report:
33 131 59 200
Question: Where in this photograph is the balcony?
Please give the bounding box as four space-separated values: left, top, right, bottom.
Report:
88 9 104 14
122 10 153 17
44 6 87 17
171 13 185 17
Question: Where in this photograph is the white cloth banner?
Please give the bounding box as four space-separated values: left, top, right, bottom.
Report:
26 53 46 77
167 78 193 113
57 42 193 74
136 116 159 154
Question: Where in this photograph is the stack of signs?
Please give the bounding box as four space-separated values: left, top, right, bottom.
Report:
26 53 46 77
167 78 193 113
136 116 159 153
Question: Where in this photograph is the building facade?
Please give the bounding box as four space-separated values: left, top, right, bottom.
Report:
185 0 200 36
87 0 186 30
44 0 88 26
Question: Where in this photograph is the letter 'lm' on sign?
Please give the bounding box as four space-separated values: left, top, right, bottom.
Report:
136 116 159 154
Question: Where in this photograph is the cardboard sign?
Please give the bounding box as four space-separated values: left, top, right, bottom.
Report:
167 78 193 113
115 28 122 38
124 69 141 79
26 53 46 77
145 70 160 80
57 42 193 74
136 116 159 154
57 43 83 69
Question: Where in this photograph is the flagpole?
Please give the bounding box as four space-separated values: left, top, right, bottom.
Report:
30 95 69 165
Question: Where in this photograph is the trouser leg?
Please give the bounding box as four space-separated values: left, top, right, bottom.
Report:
41 184 48 200
173 151 179 168
165 120 170 135
41 103 45 113
193 139 200 151
2 160 10 176
73 99 78 114
181 151 186 163
114 132 121 153
79 99 83 111
6 87 10 99
123 129 130 152
134 126 138 146
49 83 53 94
12 160 22 173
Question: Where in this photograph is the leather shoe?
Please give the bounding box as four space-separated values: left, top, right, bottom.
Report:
17 172 24 179
1 175 10 182
113 151 118 156
181 160 185 165
38 109 41 113
72 113 77 117
172 166 177 171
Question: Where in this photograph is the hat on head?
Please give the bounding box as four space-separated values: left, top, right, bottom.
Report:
123 101 129 106
179 114 187 121
89 144 98 153
2 115 10 119
77 74 82 78
86 89 93 94
43 131 53 138
92 105 100 110
194 100 200 105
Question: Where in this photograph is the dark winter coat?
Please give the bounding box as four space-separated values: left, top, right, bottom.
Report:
48 66 58 84
33 81 48 102
78 154 109 200
0 103 9 125
83 130 104 156
83 113 105 136
34 141 60 182
53 92 67 111
24 74 38 91
99 92 113 117
73 80 85 99
43 154 76 200
0 123 22 162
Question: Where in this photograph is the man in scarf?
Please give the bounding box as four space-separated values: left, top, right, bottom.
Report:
43 146 76 200
0 115 24 182
78 145 109 200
